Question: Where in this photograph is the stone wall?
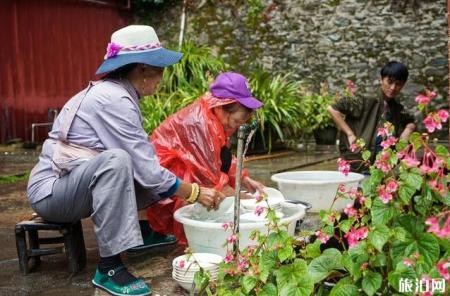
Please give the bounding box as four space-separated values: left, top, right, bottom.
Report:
147 0 448 121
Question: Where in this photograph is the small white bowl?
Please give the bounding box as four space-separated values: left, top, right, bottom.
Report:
172 253 223 270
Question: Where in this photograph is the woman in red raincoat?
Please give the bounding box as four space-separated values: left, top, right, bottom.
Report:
146 72 265 244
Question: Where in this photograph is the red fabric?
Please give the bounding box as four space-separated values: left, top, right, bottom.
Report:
146 93 249 244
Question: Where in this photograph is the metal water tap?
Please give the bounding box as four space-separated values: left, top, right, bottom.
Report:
233 121 258 255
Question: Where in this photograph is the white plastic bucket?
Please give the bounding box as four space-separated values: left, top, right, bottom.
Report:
271 171 364 212
174 202 306 257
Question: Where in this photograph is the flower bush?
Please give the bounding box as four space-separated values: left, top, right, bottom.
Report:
190 88 449 295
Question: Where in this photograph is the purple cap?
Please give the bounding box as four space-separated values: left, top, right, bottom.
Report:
210 72 263 110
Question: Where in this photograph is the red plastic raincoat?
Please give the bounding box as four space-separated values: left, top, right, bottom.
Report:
146 93 249 244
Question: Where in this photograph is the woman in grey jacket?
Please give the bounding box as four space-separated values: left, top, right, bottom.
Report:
27 25 224 296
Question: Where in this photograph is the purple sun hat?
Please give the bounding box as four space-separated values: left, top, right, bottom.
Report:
210 72 263 110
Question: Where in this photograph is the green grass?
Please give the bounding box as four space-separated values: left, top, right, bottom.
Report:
0 172 30 185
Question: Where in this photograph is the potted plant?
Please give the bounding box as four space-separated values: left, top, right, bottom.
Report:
191 88 449 296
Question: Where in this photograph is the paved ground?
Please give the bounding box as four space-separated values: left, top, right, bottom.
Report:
0 146 338 296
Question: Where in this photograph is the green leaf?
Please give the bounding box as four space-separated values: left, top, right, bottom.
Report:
435 145 449 157
391 232 440 269
362 271 382 296
388 262 416 293
278 245 294 262
368 223 390 252
400 170 423 190
395 139 408 151
398 183 416 204
259 251 277 283
241 275 257 294
362 150 371 161
259 283 277 296
392 226 407 242
409 132 422 150
371 198 395 225
275 259 309 288
329 284 359 296
305 240 322 259
308 249 344 283
370 253 387 267
339 219 354 233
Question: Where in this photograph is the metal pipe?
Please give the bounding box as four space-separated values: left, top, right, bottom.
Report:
232 122 258 256
178 0 187 50
31 123 53 143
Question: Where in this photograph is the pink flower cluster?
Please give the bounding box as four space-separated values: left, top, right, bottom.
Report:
377 180 397 204
377 122 394 138
398 144 420 168
237 255 249 272
415 90 437 106
315 230 331 244
178 259 185 268
436 259 450 280
224 251 234 263
425 214 450 239
428 179 448 196
227 234 237 244
344 226 368 248
374 150 392 173
222 222 233 230
337 158 350 176
423 109 449 133
254 206 265 216
380 136 397 149
419 151 443 174
344 204 358 218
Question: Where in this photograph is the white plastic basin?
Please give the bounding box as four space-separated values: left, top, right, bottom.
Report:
271 171 364 212
174 202 305 257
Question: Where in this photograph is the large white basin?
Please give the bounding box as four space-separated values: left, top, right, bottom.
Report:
271 171 364 212
174 202 305 257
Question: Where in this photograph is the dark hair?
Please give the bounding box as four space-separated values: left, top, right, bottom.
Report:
222 103 253 114
380 61 409 82
103 63 138 80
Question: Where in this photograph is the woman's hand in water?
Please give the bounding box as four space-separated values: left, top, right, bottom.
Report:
242 176 265 194
198 187 225 210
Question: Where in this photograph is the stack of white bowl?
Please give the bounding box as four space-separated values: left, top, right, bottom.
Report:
172 253 222 291
240 187 284 211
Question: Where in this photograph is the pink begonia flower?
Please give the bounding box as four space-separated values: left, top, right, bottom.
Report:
105 42 122 58
358 195 366 205
403 258 414 267
254 206 265 216
437 109 449 122
237 256 249 271
338 183 346 193
178 259 185 268
386 180 398 193
255 194 263 203
380 136 397 149
315 230 331 244
436 260 450 280
423 113 442 133
377 127 389 137
415 94 431 105
344 226 368 248
399 144 420 168
428 180 448 196
420 152 442 174
426 215 450 239
360 262 369 271
227 234 237 244
378 185 393 204
224 251 234 264
346 80 357 96
349 143 358 152
344 204 358 218
374 159 392 173
337 158 350 176
222 222 233 230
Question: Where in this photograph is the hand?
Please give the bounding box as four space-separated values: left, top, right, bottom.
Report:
347 134 357 146
197 187 225 210
222 184 254 199
242 176 265 194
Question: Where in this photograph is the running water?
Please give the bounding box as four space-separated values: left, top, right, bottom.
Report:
242 128 257 161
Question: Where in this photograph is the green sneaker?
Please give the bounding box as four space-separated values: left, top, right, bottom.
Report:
92 267 151 296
